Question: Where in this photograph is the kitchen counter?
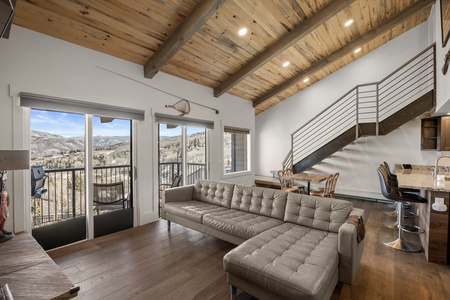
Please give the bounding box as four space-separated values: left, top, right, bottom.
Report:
395 164 450 265
395 164 450 192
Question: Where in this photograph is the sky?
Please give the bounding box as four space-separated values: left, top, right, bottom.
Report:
31 109 205 138
31 109 131 137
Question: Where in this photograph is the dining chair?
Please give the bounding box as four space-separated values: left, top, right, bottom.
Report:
277 170 300 193
284 168 306 194
310 173 334 197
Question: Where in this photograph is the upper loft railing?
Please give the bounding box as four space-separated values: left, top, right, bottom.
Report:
292 44 436 165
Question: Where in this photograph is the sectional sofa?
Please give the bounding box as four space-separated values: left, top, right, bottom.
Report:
161 179 364 300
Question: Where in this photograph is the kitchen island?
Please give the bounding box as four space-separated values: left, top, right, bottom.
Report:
395 164 450 265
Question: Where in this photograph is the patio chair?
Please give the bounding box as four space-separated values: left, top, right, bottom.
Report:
93 182 129 214
171 174 182 187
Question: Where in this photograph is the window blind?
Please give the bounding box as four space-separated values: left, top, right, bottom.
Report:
154 113 214 129
19 92 145 121
224 126 250 134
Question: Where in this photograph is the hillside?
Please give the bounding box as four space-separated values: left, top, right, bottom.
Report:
31 130 130 168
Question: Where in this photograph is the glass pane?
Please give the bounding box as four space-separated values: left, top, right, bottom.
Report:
159 123 183 191
92 116 132 215
224 131 248 173
30 109 86 228
186 126 207 184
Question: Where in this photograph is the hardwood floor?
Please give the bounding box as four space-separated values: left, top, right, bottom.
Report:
48 199 450 300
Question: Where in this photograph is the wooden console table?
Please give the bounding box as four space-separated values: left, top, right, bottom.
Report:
0 232 79 299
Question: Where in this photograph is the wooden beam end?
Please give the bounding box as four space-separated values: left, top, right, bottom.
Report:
213 87 223 98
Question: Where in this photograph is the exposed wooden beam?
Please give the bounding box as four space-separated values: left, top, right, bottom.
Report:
213 0 356 98
253 0 435 108
144 0 227 79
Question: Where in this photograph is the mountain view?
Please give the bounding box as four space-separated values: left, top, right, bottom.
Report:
31 130 131 169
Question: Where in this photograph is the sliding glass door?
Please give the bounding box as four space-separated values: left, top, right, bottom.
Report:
158 123 208 212
92 116 133 238
30 109 87 250
30 109 134 249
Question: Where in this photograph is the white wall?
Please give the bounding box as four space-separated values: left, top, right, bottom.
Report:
433 3 450 113
0 26 255 233
255 20 443 199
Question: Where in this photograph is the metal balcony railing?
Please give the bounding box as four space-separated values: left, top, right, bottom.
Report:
159 162 207 190
292 44 436 165
32 165 131 228
32 162 207 227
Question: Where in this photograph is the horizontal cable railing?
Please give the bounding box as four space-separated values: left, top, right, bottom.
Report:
292 44 435 166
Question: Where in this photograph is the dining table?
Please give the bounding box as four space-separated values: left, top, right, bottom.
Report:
285 172 330 194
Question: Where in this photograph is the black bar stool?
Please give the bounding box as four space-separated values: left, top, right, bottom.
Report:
377 168 426 252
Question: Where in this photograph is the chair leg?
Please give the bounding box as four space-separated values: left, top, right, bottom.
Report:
167 220 171 231
230 285 237 300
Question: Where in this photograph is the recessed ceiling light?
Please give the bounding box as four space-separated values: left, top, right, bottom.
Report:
345 19 354 27
303 78 310 83
354 47 362 53
238 28 248 36
282 61 290 67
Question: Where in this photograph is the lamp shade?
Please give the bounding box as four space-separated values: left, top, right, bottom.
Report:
0 150 30 170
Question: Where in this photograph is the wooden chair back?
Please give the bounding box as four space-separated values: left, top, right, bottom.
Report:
277 170 298 193
330 172 340 197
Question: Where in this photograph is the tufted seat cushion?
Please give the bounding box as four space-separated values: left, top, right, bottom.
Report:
231 185 287 220
223 222 340 300
203 210 283 240
192 180 235 208
164 201 229 223
284 193 353 232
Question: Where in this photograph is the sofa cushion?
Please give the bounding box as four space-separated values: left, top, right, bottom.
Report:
231 185 288 220
164 200 229 223
284 193 353 233
223 222 339 300
192 180 235 208
203 210 283 240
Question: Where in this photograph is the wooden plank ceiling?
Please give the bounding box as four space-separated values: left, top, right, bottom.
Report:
12 0 434 115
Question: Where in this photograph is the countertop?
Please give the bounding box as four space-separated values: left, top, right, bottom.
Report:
395 164 450 192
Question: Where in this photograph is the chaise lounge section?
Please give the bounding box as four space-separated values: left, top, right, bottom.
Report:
161 179 364 300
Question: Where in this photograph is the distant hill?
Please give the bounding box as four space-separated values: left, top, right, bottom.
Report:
31 130 129 158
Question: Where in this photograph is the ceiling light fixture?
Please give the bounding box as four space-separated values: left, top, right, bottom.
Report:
303 78 310 83
238 28 248 36
345 19 354 27
354 47 362 53
282 61 290 67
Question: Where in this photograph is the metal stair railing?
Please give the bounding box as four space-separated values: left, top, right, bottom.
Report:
292 44 436 165
282 149 293 171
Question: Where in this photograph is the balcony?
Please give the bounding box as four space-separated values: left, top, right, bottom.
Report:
32 162 206 228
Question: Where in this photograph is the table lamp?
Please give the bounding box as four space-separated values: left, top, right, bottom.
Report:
0 150 30 243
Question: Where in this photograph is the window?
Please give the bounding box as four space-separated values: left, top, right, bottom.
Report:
224 126 250 174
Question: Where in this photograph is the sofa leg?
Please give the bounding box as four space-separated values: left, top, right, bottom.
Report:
167 220 171 230
230 285 237 300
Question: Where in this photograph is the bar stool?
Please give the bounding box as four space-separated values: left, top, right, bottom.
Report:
377 168 426 252
378 166 425 233
380 164 416 219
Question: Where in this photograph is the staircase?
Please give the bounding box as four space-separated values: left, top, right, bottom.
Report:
292 44 436 173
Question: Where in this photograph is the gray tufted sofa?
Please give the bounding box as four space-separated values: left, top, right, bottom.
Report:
161 179 364 300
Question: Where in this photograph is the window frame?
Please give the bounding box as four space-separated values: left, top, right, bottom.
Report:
222 125 251 178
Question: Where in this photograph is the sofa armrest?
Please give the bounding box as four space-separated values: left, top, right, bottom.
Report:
338 207 365 285
161 185 194 218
